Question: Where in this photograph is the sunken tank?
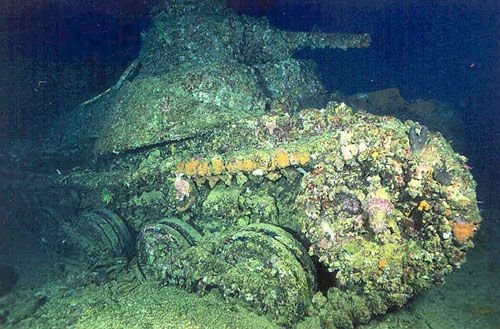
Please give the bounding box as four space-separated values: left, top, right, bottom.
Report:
30 0 480 327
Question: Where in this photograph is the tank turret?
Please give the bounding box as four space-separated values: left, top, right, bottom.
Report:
45 0 370 156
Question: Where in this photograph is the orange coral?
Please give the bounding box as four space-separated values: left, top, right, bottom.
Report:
225 160 239 174
242 159 257 172
211 157 225 175
290 151 310 166
197 161 210 176
417 200 431 212
273 150 290 169
224 157 256 173
175 162 185 175
234 159 246 172
452 221 475 243
377 258 388 270
176 148 309 180
184 160 200 176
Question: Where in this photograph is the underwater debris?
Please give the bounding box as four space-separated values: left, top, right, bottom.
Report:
41 100 482 327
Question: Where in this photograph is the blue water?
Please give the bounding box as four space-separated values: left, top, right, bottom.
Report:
263 1 498 205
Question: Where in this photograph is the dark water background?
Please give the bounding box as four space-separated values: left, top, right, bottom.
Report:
1 0 498 204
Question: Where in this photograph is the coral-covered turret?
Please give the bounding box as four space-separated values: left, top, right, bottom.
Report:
45 0 370 156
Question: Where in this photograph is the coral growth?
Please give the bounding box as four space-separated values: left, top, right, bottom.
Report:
175 149 311 183
418 200 431 212
174 175 191 201
452 220 475 243
272 150 290 168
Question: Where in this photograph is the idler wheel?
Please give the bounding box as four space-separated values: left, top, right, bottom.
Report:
240 223 317 293
212 224 316 325
22 207 131 266
137 218 201 279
